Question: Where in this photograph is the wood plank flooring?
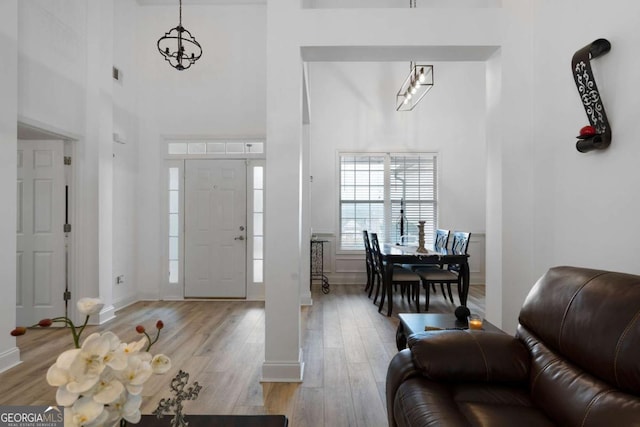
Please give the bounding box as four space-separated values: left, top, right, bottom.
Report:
0 284 485 426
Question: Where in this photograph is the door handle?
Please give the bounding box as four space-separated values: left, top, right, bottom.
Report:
234 236 245 241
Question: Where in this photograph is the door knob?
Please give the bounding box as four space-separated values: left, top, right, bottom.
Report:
234 236 245 241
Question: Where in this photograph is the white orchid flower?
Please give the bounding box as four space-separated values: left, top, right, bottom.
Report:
64 396 104 427
41 310 171 427
151 354 172 374
47 348 96 405
76 298 104 316
118 354 153 394
110 392 142 424
46 348 79 386
123 338 146 355
124 407 142 424
101 332 128 371
83 407 110 427
68 333 110 381
92 374 125 405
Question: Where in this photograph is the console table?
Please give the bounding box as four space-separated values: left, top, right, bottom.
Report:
396 313 503 350
310 239 330 294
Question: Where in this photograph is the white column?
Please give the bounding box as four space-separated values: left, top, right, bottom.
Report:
489 0 536 334
300 123 312 306
0 0 21 373
85 0 116 324
262 4 304 382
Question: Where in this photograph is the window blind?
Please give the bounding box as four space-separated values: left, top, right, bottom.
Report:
339 153 437 250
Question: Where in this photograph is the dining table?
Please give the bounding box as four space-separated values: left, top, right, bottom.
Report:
378 243 470 316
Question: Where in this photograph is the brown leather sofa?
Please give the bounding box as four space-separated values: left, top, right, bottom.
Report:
386 266 640 426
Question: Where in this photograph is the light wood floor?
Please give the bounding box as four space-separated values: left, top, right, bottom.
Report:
1 284 485 427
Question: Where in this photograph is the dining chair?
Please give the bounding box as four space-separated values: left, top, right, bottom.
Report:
362 230 375 296
416 231 471 308
370 232 423 314
408 228 450 295
434 228 451 249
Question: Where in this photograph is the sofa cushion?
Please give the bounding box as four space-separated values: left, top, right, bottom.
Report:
519 266 640 395
394 378 555 427
519 325 640 426
407 330 530 383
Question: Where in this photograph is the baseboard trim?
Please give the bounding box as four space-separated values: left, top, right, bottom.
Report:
260 349 304 383
96 304 116 325
113 296 138 311
0 346 21 374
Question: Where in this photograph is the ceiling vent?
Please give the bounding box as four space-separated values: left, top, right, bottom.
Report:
113 66 122 82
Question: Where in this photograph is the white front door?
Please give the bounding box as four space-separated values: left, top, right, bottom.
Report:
16 140 66 325
184 159 247 298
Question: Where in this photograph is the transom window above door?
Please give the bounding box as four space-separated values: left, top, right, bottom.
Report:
339 153 438 250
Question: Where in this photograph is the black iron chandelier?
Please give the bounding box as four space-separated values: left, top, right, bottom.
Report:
157 0 203 71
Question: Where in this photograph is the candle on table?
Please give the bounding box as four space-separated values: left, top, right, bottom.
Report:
468 314 483 330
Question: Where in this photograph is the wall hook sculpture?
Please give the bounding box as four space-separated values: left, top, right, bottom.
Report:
572 38 612 153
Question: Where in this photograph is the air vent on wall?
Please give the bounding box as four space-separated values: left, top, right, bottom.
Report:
112 66 122 82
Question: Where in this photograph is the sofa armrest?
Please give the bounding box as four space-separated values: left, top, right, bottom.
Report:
407 330 530 382
386 349 422 427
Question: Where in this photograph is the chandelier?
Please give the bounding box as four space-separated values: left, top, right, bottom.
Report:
396 0 434 111
157 0 203 71
396 63 434 111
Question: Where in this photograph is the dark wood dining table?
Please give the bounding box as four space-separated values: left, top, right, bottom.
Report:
378 243 470 316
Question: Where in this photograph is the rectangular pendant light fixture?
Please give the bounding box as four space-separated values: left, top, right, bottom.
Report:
396 63 434 112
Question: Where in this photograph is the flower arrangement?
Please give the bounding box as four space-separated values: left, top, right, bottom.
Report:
11 298 172 427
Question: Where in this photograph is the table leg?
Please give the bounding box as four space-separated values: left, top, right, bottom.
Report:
385 267 394 316
460 261 470 306
395 322 407 350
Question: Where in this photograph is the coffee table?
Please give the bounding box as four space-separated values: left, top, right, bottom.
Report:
136 414 288 427
396 313 503 350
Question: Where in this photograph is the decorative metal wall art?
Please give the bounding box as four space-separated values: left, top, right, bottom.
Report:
571 38 611 153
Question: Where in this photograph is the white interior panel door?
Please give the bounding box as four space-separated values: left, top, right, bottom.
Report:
184 160 247 298
16 140 65 325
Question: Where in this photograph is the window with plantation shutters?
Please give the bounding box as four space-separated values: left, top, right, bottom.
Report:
339 153 437 250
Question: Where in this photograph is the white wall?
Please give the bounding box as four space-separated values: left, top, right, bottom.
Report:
530 1 640 274
15 1 108 326
7 0 138 331
17 1 87 137
135 4 266 299
308 61 487 284
490 0 640 333
0 0 20 373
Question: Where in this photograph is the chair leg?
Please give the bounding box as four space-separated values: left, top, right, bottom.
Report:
422 280 431 311
440 283 449 302
378 276 386 312
414 284 421 313
364 267 371 293
373 274 381 305
446 283 454 304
